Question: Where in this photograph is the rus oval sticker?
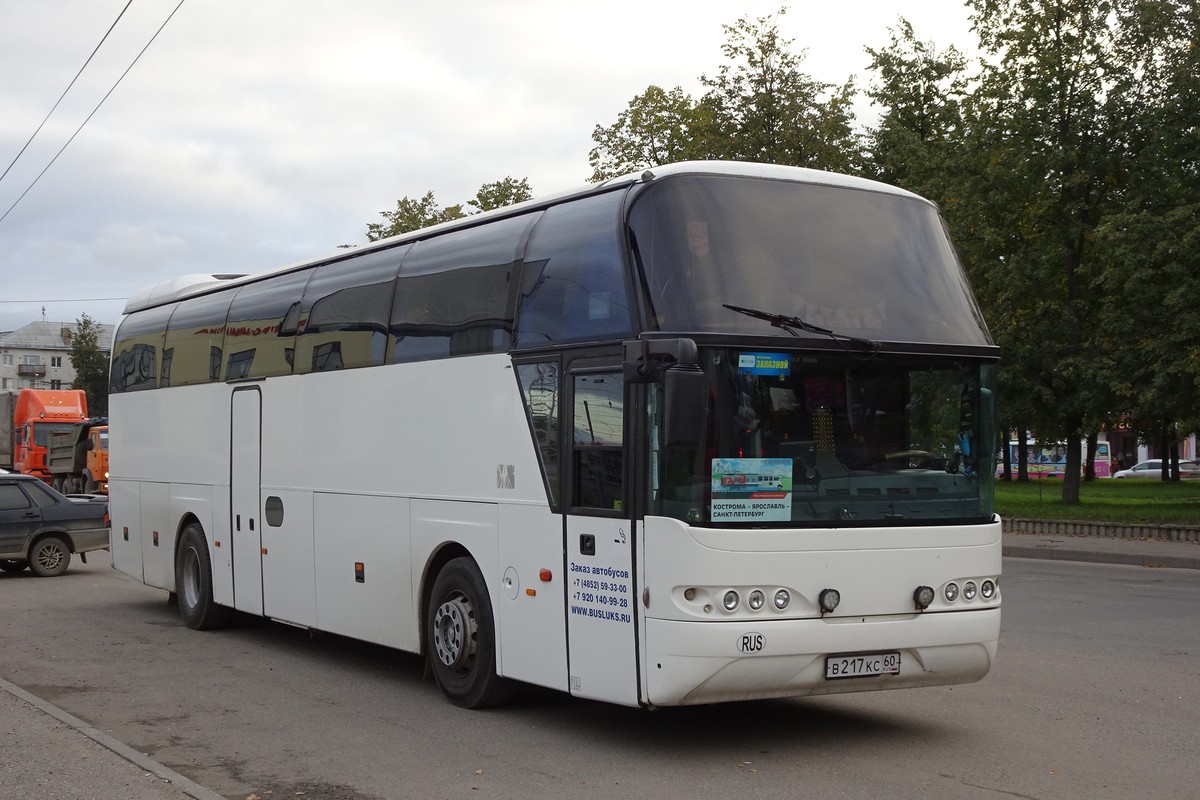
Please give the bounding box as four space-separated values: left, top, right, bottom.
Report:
737 632 765 653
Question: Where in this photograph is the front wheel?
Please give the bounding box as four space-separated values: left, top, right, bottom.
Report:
426 557 513 708
29 536 71 577
175 523 232 630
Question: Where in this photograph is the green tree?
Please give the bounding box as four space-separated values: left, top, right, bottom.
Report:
367 177 535 241
863 19 1065 481
957 0 1140 503
366 191 465 241
863 19 970 199
69 313 109 416
1093 0 1200 477
588 8 862 180
468 176 533 212
699 8 861 171
587 86 709 181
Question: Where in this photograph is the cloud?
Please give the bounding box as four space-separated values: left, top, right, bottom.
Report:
0 0 975 333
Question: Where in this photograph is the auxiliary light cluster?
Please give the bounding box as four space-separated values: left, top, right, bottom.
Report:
682 585 792 615
941 577 999 605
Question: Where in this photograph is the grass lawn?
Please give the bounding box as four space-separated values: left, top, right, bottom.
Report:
994 477 1200 525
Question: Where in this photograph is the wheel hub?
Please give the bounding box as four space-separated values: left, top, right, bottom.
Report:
36 543 65 571
433 595 477 673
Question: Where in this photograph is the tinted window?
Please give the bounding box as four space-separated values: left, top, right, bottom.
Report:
163 291 234 386
296 246 405 373
0 483 31 510
572 371 625 511
629 175 993 346
23 480 58 508
515 191 633 346
390 215 534 363
110 303 175 393
224 270 313 379
517 361 561 506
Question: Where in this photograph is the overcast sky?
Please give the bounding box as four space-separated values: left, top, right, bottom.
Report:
0 0 977 333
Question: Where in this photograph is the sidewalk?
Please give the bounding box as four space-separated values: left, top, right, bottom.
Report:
1 677 224 800
4 532 1196 800
1003 530 1200 570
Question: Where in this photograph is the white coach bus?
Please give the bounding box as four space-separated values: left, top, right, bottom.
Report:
108 161 1000 709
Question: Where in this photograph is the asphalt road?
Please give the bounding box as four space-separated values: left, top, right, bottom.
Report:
2 557 1197 800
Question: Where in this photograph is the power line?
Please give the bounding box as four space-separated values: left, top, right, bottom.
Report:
0 297 128 304
0 0 188 227
0 1 134 186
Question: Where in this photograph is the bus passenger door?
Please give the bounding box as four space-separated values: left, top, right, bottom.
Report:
230 387 263 615
565 365 639 706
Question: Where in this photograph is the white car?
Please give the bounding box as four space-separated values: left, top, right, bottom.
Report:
1113 459 1200 478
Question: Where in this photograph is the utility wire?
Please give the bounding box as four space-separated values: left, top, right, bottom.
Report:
0 297 128 304
0 0 187 227
0 1 134 186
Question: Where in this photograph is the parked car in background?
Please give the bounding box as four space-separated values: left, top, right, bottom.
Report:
1113 459 1200 479
0 473 109 577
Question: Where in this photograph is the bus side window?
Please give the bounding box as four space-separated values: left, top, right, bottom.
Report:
517 361 561 507
224 270 313 379
515 192 633 346
390 215 533 363
110 303 175 393
163 291 234 387
296 246 404 373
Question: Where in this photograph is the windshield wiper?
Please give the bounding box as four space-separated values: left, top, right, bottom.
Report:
723 304 880 351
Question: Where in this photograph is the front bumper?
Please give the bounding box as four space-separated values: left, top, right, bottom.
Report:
644 607 1000 706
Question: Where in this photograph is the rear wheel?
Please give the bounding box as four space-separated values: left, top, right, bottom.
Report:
175 523 232 630
29 536 71 577
0 559 29 573
426 557 513 708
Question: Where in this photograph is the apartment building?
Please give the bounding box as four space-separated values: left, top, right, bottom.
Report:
0 320 115 392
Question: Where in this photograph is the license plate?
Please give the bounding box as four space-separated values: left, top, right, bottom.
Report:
825 651 901 679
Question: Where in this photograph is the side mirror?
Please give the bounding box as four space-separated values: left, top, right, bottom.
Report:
978 387 996 466
623 337 707 449
663 365 707 449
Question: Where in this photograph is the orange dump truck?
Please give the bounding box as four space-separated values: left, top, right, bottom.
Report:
47 418 109 494
3 389 89 482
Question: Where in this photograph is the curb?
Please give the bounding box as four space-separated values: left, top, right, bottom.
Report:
0 676 225 800
1003 517 1200 543
1003 539 1200 570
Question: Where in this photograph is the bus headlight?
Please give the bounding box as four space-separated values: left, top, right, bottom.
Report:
963 581 978 601
944 582 960 602
747 590 765 610
722 590 740 611
914 585 935 610
981 579 996 600
773 589 790 610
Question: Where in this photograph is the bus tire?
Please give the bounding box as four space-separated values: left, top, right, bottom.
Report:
29 535 71 577
175 523 232 630
426 557 513 708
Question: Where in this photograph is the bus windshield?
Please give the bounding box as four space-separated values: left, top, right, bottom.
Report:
652 349 997 527
630 174 991 347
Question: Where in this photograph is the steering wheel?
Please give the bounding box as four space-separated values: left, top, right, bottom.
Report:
884 449 937 469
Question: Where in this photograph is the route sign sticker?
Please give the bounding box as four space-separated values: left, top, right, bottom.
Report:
711 457 793 522
737 352 792 376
